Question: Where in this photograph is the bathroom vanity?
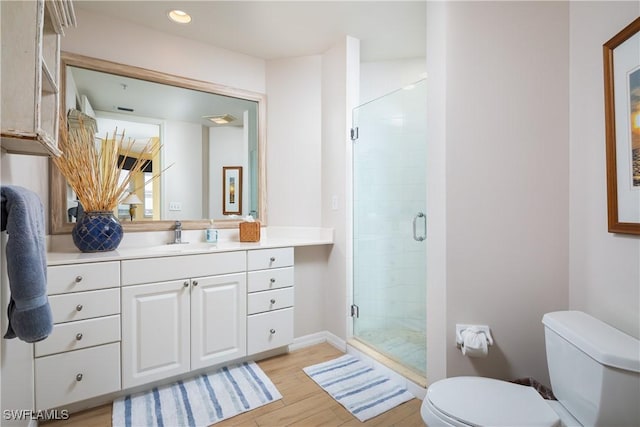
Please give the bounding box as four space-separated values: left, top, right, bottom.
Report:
35 229 331 411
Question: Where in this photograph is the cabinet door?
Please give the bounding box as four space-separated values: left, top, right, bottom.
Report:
122 280 190 389
191 273 247 370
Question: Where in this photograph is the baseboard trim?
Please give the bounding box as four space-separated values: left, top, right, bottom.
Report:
289 331 347 352
289 332 327 351
325 331 347 351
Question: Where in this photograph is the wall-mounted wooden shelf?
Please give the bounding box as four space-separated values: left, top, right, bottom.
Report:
1 0 75 157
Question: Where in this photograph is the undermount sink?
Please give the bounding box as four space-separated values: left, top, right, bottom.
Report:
148 242 218 253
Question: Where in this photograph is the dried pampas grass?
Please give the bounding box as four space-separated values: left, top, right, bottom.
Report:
54 113 163 212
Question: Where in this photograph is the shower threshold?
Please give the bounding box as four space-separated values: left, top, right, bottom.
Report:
348 337 427 388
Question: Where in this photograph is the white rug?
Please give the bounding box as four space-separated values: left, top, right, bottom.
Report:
303 354 414 422
112 361 281 427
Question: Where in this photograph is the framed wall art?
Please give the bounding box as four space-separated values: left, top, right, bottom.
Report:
604 17 640 235
223 166 243 215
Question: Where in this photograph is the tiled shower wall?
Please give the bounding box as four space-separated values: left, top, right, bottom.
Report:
353 80 427 342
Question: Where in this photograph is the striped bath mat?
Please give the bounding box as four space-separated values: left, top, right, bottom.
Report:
303 354 414 422
112 361 281 427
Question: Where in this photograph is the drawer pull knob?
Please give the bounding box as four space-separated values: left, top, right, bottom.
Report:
270 257 276 262
184 281 189 288
76 304 83 311
193 280 198 286
270 329 276 334
75 276 83 283
270 299 276 304
270 278 276 284
76 373 83 382
76 333 83 340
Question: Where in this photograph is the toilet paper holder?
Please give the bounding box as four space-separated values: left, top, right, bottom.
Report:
455 324 494 347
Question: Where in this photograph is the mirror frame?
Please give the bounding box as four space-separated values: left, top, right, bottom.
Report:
50 52 267 234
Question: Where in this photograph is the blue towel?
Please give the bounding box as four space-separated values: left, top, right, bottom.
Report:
0 185 52 343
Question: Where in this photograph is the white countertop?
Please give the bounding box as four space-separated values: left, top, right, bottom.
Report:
47 226 334 265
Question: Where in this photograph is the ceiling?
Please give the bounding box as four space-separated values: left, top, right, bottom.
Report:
73 1 426 61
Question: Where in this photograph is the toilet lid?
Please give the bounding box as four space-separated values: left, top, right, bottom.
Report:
427 377 560 427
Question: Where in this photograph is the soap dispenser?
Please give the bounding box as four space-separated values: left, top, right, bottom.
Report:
205 220 218 243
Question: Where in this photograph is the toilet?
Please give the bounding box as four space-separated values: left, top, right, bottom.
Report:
421 311 640 426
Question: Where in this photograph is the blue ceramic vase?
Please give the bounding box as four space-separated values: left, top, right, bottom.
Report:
72 211 123 252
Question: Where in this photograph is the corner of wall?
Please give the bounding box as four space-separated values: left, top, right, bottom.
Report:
425 0 448 385
320 36 360 342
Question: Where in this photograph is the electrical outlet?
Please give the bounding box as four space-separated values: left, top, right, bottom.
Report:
169 202 182 211
331 195 339 211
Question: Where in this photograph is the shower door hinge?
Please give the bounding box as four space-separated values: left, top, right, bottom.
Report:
350 304 360 318
350 127 359 141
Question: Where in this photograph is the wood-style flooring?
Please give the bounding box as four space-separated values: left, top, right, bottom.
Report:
42 343 423 427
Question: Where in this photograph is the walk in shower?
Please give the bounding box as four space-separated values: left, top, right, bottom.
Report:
351 79 427 380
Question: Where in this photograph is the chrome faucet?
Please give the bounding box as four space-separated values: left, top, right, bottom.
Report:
173 220 183 244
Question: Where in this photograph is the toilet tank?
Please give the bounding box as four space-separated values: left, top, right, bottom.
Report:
542 311 640 427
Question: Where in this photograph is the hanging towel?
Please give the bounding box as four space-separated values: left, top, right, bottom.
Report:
0 185 52 343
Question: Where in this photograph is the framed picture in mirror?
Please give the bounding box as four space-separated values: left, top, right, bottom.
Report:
223 166 243 215
604 17 640 235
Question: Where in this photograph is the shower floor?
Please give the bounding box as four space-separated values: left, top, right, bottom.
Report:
355 326 426 377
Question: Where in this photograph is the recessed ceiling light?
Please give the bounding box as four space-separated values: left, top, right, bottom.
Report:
204 114 236 125
168 9 191 24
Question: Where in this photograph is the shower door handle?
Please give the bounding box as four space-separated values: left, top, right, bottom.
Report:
413 212 426 242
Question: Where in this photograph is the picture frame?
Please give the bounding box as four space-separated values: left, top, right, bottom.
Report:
223 166 243 215
603 17 640 235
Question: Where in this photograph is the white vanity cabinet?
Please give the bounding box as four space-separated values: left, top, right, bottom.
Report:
35 261 121 410
120 252 247 389
121 279 190 388
37 243 305 411
0 0 75 155
190 273 247 370
246 248 295 354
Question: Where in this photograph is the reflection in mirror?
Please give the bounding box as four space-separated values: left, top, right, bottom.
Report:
51 53 266 234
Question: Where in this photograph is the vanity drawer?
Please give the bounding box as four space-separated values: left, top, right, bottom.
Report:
47 261 120 295
247 267 294 292
35 342 121 410
121 251 246 285
247 287 294 315
35 315 120 357
49 288 120 323
247 247 294 271
247 308 294 354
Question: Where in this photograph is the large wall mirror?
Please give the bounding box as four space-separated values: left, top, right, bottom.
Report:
50 52 266 234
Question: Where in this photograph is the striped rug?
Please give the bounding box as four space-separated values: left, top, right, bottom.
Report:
303 354 414 422
112 361 281 427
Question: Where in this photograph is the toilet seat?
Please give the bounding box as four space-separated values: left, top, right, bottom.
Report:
424 377 561 427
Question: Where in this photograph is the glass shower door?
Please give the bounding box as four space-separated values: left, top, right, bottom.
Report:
352 79 427 376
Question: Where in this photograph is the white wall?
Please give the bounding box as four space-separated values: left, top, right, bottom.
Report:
569 2 640 338
425 0 449 386
360 58 426 105
321 36 360 341
430 1 571 386
265 55 327 339
265 56 322 227
0 153 49 231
